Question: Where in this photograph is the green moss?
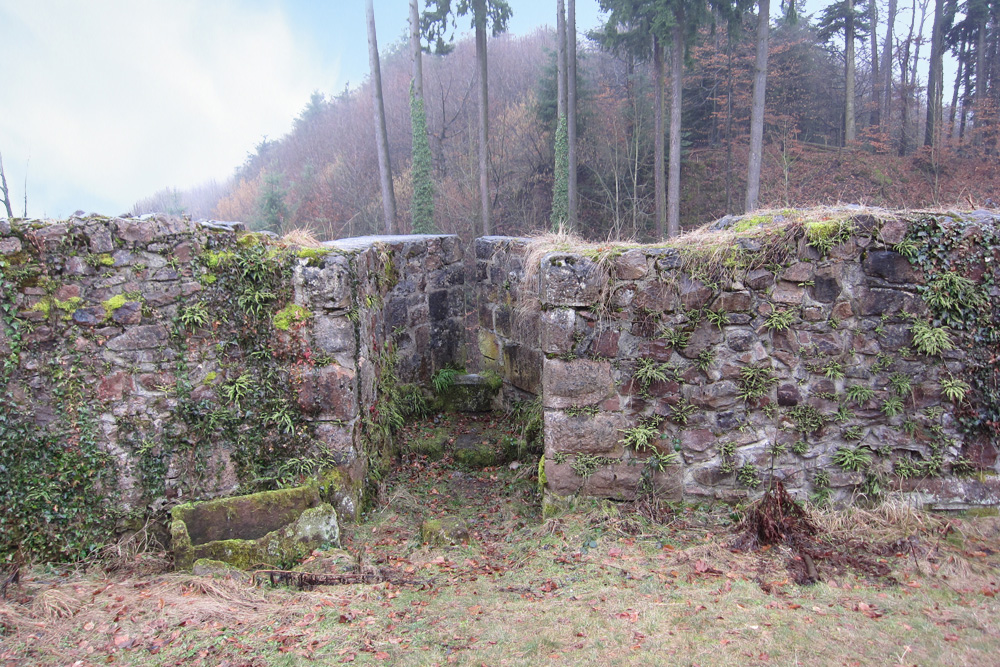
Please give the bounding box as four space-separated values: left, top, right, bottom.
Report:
198 273 218 285
732 214 773 234
29 299 51 317
203 372 217 384
90 253 115 267
202 250 235 269
273 304 312 331
101 294 127 318
296 247 331 261
538 455 547 487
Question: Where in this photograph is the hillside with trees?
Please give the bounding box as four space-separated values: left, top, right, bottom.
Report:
133 1 1000 242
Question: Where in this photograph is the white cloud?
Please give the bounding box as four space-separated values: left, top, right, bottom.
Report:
0 0 334 218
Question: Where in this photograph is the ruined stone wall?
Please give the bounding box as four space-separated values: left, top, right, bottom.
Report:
478 211 1000 510
474 236 543 400
0 215 462 559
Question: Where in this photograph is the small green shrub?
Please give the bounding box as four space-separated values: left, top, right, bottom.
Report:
832 446 872 471
940 375 970 403
846 384 875 404
432 367 462 394
880 395 905 418
736 462 761 489
764 308 795 331
737 363 777 402
910 320 954 356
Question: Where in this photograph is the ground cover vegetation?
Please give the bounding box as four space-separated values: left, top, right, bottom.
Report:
134 3 1000 242
2 411 1000 666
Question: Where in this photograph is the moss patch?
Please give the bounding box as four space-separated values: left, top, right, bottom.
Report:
273 303 312 331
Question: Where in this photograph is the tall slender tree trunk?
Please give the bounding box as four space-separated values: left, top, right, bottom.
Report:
367 0 397 234
0 150 13 219
653 35 666 239
556 0 566 119
924 0 945 146
667 19 683 237
949 38 965 139
745 0 770 213
899 0 918 155
870 0 880 128
410 0 423 102
880 0 897 131
975 15 987 117
475 5 491 235
845 0 857 144
567 0 578 232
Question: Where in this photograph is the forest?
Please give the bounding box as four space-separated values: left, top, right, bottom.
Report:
132 0 1000 242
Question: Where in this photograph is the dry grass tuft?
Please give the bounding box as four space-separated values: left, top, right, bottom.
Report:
280 227 323 247
87 520 171 576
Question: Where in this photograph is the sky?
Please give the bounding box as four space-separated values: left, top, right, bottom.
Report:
0 1 933 220
0 0 602 219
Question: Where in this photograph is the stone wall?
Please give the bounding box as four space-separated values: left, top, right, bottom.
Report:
474 236 543 400
478 211 1000 510
0 215 463 559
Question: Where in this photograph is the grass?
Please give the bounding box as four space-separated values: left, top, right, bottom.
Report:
2 414 999 666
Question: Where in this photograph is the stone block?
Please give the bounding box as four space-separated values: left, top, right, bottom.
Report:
0 237 21 255
863 250 921 284
679 320 723 359
504 342 542 394
296 259 352 311
296 365 357 419
581 461 642 500
772 282 805 305
540 253 602 307
106 324 169 351
613 249 649 279
540 308 576 355
544 410 626 456
712 290 753 312
782 262 814 283
678 275 713 310
312 316 356 357
542 358 614 409
589 329 620 358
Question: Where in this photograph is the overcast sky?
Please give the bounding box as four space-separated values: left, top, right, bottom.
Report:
0 0 927 220
0 0 603 219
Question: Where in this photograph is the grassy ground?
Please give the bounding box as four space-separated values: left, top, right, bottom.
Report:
2 413 999 666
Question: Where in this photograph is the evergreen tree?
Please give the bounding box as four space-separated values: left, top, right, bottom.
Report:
255 173 288 234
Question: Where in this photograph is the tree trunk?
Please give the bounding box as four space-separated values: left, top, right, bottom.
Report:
870 0 880 128
556 0 566 120
880 0 897 131
924 0 945 147
410 0 423 102
845 0 856 144
366 0 397 234
949 37 965 139
567 0 578 232
475 6 491 236
667 19 683 237
0 150 13 219
975 13 986 116
653 35 666 239
745 0 770 213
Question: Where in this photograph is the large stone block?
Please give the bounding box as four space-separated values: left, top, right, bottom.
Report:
540 307 576 355
544 410 626 456
296 365 357 419
542 358 614 409
504 342 542 394
540 253 603 307
296 259 353 311
863 250 922 284
106 324 169 351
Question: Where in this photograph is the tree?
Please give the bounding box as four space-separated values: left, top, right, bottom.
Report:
745 0 771 212
593 0 673 238
255 172 289 234
367 0 398 234
423 0 512 236
567 0 579 231
551 0 569 230
0 150 13 219
410 0 436 233
879 0 898 132
924 0 950 146
817 0 869 145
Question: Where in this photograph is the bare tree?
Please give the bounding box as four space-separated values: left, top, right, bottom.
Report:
367 0 398 234
0 150 13 219
567 0 578 231
745 0 770 213
879 0 898 131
